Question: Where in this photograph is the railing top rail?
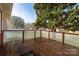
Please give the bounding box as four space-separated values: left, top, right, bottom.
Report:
3 29 79 35
41 30 79 35
3 29 36 31
52 31 79 35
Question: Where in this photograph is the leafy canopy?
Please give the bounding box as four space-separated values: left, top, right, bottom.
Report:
34 3 79 31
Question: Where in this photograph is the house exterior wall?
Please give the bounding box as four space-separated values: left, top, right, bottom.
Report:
0 3 13 30
0 3 13 47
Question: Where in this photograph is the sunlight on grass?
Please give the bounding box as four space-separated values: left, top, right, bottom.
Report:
4 31 22 42
50 32 62 42
65 39 79 47
24 31 34 40
65 34 79 47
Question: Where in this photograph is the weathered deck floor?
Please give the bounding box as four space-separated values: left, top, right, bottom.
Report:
0 40 34 56
33 38 79 56
0 38 79 56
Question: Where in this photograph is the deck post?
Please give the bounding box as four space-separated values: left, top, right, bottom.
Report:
0 30 4 47
62 32 65 45
0 9 3 47
34 30 36 40
1 9 2 31
48 31 50 40
22 30 24 42
40 30 42 40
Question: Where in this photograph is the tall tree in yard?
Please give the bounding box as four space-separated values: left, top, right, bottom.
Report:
34 3 79 31
11 16 25 29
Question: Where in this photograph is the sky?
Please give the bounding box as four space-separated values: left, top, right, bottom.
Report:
11 3 37 23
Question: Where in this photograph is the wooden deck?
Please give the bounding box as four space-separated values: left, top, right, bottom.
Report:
33 38 79 56
0 38 79 56
0 40 34 56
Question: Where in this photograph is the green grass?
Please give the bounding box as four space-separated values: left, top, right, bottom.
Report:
65 39 79 47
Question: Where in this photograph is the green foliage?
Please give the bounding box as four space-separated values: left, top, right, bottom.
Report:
11 16 25 29
34 3 79 31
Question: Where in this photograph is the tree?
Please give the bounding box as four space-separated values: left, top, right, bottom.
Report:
63 5 79 31
34 3 79 31
11 16 25 29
